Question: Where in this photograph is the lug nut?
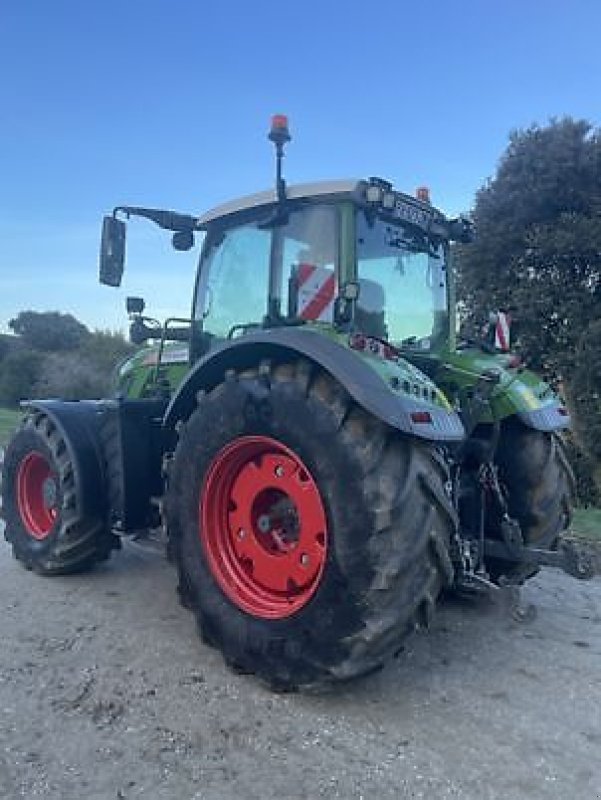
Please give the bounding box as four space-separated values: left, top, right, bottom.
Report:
300 553 309 567
237 529 246 540
275 465 284 478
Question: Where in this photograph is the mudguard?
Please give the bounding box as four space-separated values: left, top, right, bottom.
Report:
21 400 107 522
438 349 571 434
164 328 464 442
515 405 570 433
22 398 168 533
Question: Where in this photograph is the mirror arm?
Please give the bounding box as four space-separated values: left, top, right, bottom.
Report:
113 206 198 232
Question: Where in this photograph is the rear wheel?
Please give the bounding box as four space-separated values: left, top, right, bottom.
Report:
492 419 575 580
167 361 456 689
1 413 118 574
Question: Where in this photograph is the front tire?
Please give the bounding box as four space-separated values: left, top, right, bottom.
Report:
167 361 456 689
1 412 118 574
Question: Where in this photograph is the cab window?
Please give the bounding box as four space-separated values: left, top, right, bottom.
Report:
195 224 271 340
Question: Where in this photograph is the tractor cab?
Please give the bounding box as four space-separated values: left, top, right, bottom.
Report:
189 175 468 364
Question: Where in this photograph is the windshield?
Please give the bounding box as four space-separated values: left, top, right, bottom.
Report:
356 212 449 347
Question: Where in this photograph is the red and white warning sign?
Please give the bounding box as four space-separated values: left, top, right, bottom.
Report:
296 263 336 322
494 312 511 352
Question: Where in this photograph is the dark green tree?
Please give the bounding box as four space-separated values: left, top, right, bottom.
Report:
8 311 90 352
565 319 601 497
456 117 601 500
457 117 601 375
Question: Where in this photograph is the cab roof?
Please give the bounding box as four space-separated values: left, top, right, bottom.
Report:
197 179 363 227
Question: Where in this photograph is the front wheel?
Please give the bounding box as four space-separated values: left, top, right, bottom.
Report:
1 413 118 574
167 361 456 689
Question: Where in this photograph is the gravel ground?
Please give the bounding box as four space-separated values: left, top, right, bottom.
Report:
0 536 600 800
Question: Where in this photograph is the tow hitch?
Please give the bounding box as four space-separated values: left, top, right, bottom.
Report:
484 537 596 581
477 460 596 582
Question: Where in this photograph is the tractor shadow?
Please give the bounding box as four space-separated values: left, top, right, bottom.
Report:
294 568 601 718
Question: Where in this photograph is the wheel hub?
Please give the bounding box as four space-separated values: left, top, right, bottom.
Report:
16 452 59 540
200 436 328 619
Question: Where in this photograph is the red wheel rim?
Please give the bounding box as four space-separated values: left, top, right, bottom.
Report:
16 452 59 540
200 436 328 619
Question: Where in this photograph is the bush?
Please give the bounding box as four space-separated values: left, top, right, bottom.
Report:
0 350 44 407
79 330 133 376
31 343 134 401
0 314 135 403
32 352 102 400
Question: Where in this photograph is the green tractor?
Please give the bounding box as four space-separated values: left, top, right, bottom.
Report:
1 116 592 689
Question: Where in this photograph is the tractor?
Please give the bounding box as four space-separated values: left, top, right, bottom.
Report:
1 116 593 690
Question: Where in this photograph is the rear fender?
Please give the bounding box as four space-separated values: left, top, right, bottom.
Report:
21 400 107 521
164 329 464 442
23 398 168 533
439 349 570 434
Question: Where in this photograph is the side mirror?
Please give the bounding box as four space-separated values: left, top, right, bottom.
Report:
126 296 145 315
99 216 126 286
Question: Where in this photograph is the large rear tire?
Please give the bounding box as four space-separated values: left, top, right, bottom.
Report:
1 412 118 574
492 419 575 580
167 361 456 689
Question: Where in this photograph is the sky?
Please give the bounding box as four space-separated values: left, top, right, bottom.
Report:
1 0 600 333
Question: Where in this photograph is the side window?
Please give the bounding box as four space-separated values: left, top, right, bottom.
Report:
196 224 271 340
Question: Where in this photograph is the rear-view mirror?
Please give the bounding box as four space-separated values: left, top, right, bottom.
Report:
99 216 126 286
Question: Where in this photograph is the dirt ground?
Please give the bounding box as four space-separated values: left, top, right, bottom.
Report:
0 535 600 800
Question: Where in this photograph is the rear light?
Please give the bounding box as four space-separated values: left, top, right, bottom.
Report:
349 333 397 362
416 186 431 203
410 411 432 424
349 333 367 351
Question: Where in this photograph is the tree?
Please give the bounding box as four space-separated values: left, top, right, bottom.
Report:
457 118 601 374
456 118 601 499
565 320 601 497
8 311 89 352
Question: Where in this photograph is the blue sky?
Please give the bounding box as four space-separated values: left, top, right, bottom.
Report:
1 0 600 333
